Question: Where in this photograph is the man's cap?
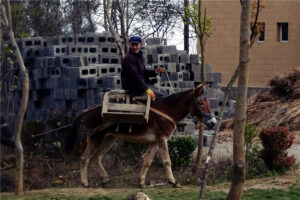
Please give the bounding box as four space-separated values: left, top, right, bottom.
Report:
129 36 142 44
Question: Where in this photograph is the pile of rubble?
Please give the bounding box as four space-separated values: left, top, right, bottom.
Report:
247 68 300 131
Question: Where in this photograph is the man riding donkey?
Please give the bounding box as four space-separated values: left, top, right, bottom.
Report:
121 36 167 100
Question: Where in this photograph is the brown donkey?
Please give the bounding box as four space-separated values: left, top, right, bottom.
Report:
64 84 217 188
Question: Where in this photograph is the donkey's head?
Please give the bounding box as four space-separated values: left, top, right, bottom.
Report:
190 83 217 129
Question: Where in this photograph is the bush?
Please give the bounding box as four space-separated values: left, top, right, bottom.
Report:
22 120 46 152
116 141 147 164
245 123 275 179
168 136 197 169
259 126 296 171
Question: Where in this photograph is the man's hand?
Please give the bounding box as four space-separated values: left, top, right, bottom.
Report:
146 89 156 100
155 67 165 74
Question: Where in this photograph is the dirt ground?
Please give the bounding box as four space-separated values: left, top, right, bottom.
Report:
1 168 299 198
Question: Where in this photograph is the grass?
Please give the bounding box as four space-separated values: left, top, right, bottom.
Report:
1 186 299 200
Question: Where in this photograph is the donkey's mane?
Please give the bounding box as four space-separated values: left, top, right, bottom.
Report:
157 89 193 104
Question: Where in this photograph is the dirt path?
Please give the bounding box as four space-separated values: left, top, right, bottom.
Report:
2 169 299 198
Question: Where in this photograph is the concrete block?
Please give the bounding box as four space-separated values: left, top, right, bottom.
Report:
179 54 189 63
205 64 212 74
49 67 61 78
49 77 63 88
208 98 219 109
45 45 68 56
213 72 222 83
88 77 98 88
147 54 158 64
157 45 177 54
53 88 64 100
47 57 55 68
165 63 178 73
189 54 200 64
78 78 88 89
70 89 78 100
206 73 214 82
183 72 190 81
42 68 50 79
33 69 43 80
86 98 95 107
101 76 121 89
146 38 163 45
64 88 71 100
203 133 214 147
96 64 121 76
84 55 98 65
191 63 201 73
178 81 194 88
210 82 221 89
99 55 120 64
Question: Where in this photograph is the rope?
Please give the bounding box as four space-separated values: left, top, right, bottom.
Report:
163 63 175 94
31 124 72 138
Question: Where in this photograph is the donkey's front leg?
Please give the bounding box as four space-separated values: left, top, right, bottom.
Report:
80 136 98 187
158 139 181 188
139 143 158 188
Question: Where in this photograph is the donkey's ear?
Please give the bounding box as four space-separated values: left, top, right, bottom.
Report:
194 82 206 96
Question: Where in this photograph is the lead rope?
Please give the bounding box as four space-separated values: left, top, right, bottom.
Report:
163 63 175 94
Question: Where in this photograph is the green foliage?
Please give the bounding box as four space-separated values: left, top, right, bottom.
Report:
116 141 147 164
168 136 197 169
183 2 213 39
244 123 276 179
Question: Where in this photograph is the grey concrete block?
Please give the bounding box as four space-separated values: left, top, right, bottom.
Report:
96 64 121 76
189 54 200 64
45 45 68 56
78 78 88 89
205 64 212 74
49 78 63 88
170 54 179 63
49 67 61 78
84 55 98 65
86 89 94 99
88 77 98 88
101 76 121 89
179 54 189 63
64 88 71 100
191 63 201 73
70 89 78 100
210 82 221 89
213 72 222 83
53 88 64 100
147 54 158 64
157 45 177 54
146 38 163 45
206 73 214 82
42 68 50 79
203 133 214 147
86 99 95 107
33 69 43 80
208 98 219 109
165 63 178 73
178 81 194 88
183 72 190 81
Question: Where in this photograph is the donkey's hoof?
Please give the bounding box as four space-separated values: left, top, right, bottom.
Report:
139 184 146 189
81 182 89 188
169 181 182 188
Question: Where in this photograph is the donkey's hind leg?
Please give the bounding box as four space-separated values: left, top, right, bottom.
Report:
96 135 116 186
80 136 99 187
158 139 181 188
139 143 158 188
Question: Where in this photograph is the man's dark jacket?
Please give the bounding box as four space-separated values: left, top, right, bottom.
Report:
121 50 156 96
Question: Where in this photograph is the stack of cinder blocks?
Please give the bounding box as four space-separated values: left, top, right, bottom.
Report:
15 32 122 120
12 33 234 130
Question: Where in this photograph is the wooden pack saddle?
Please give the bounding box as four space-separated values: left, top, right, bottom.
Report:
101 90 151 124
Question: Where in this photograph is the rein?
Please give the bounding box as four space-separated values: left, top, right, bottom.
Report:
150 107 176 126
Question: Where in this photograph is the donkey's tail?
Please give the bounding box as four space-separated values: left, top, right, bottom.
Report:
63 111 85 155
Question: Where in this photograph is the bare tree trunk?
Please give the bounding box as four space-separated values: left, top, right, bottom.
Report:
116 0 128 53
2 0 29 195
193 123 203 174
105 0 125 57
227 1 251 199
183 0 189 53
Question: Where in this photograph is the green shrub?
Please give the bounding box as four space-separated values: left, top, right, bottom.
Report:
168 136 197 169
116 141 147 164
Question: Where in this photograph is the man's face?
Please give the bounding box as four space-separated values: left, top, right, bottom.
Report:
129 42 142 54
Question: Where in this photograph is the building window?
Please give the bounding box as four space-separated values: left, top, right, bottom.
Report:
278 23 288 42
258 23 265 42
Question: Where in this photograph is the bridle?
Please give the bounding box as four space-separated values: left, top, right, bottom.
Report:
192 92 215 122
